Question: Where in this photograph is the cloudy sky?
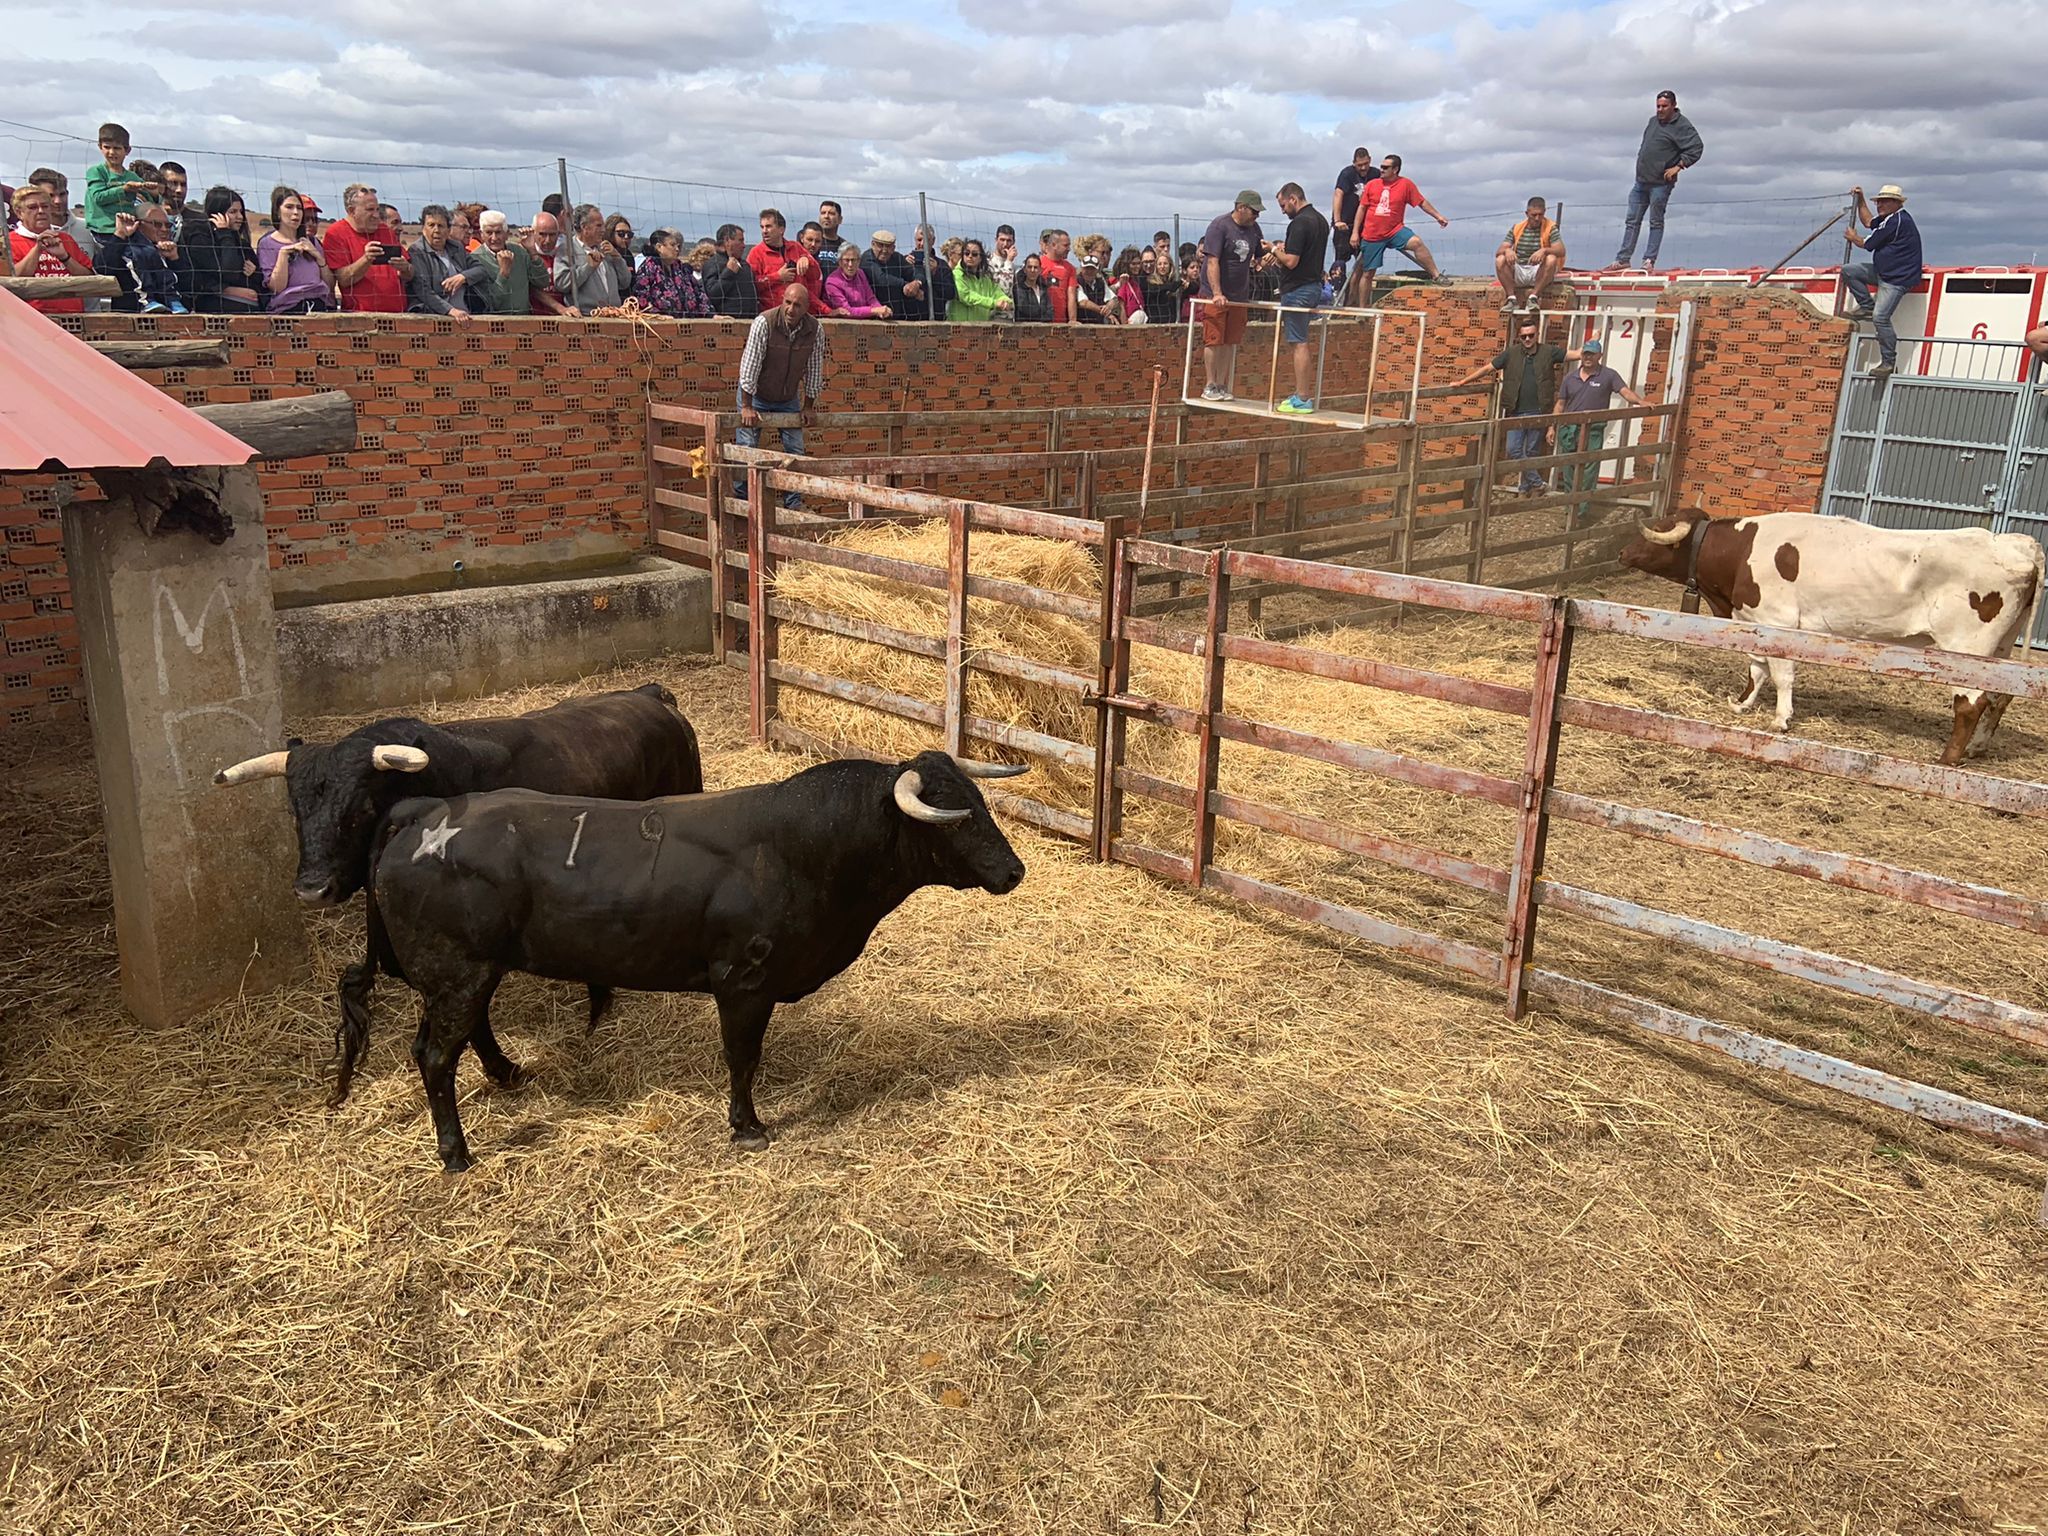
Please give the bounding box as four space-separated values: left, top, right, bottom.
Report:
5 0 2043 271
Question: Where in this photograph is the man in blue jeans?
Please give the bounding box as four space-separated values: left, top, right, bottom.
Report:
733 282 827 509
1268 182 1331 414
1455 317 1567 494
1608 90 1703 273
1843 183 1921 380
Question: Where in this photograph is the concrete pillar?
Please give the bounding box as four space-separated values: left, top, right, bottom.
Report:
62 466 309 1026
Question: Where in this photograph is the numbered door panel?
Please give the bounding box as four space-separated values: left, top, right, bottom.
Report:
1922 276 2037 380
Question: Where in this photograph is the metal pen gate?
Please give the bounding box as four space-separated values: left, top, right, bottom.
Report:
1822 332 2048 642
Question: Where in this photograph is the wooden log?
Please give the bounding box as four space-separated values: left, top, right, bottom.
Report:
0 274 120 300
89 338 230 369
190 390 357 462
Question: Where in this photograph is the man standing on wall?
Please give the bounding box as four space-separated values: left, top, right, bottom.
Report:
1607 89 1703 273
1329 146 1375 301
1454 316 1568 495
1551 337 1645 518
1269 183 1331 415
1349 154 1447 306
734 281 827 511
1198 191 1265 402
1843 183 1920 380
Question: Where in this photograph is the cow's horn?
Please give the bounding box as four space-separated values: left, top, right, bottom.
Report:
1639 518 1693 547
894 770 971 825
213 750 290 787
952 756 1029 780
371 745 431 773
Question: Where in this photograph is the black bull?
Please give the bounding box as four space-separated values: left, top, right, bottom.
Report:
213 683 704 1093
363 752 1028 1171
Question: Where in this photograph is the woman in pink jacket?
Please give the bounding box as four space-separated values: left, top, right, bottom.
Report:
823 243 892 318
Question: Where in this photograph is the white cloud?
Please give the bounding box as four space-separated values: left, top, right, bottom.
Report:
1 0 2039 267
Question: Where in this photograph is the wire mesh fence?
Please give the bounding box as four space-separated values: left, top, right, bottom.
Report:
2 116 1856 276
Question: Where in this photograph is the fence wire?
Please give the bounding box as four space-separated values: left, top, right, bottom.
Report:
4 117 1854 275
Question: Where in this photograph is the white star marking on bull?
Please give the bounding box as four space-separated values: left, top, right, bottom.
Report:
413 816 463 862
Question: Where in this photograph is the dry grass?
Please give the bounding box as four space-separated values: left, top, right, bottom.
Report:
3 586 2048 1530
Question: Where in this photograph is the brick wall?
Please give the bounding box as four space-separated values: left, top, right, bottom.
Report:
0 288 1848 728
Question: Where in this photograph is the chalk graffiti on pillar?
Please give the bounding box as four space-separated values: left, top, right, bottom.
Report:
162 702 269 793
153 578 250 698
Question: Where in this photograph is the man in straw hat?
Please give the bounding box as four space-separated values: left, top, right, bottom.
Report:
1843 183 1921 380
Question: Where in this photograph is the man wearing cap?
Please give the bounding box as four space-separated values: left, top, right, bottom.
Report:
1552 338 1646 518
1608 90 1703 273
1843 184 1921 379
1197 191 1266 402
860 229 921 319
733 280 828 511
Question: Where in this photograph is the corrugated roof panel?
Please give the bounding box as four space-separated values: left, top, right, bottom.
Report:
0 289 255 472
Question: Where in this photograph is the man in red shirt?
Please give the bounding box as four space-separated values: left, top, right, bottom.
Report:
1348 153 1448 305
746 208 825 315
1038 228 1078 324
322 182 410 313
8 186 94 312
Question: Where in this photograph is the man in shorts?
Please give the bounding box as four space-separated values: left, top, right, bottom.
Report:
1198 190 1265 402
1494 196 1565 313
1269 183 1331 414
1349 153 1447 306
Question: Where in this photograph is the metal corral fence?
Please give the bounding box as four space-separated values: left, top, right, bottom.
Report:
646 392 1684 634
652 444 2048 1192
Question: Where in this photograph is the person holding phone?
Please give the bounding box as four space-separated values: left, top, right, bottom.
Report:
259 186 335 313
8 185 95 313
180 185 264 313
322 182 410 313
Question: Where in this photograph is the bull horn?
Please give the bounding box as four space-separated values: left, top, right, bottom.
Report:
1639 518 1694 547
894 770 971 825
213 750 290 787
371 745 431 773
952 756 1029 779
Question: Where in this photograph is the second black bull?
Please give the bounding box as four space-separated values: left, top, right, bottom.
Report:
213 683 705 1093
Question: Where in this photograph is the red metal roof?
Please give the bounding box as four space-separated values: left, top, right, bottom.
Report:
0 289 255 472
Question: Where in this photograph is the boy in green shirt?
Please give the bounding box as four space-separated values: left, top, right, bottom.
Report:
84 122 154 308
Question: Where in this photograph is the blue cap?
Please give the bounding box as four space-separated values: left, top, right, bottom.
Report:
1581 338 1603 353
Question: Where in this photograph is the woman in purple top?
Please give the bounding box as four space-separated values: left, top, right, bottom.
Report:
634 229 713 317
823 243 892 318
259 186 335 313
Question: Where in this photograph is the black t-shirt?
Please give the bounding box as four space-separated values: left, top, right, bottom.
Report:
1335 166 1379 231
1281 207 1330 293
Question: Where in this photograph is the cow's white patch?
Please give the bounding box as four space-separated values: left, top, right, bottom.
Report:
413 816 463 862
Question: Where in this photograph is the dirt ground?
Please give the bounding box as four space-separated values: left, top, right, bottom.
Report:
3 622 2047 1534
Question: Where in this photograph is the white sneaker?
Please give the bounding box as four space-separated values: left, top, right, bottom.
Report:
1200 384 1226 401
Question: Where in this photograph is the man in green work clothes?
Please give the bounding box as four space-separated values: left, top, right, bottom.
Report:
1454 317 1568 495
1552 338 1645 519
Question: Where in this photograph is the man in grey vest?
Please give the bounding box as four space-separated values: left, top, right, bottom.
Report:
734 281 828 509
1454 316 1569 495
1607 89 1703 273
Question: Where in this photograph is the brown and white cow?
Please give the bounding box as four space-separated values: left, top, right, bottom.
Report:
1618 512 2044 764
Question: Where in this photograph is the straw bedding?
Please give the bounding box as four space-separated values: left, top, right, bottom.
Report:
2 561 2046 1531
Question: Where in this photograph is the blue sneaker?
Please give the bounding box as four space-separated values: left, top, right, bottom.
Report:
168 302 190 315
1275 395 1316 415
140 301 169 315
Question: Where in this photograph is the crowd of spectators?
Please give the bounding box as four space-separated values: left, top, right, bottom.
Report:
3 125 1254 327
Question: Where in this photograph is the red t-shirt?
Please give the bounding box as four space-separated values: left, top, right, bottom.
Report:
323 220 407 312
9 228 90 312
1042 256 1078 322
746 240 827 315
1357 177 1423 242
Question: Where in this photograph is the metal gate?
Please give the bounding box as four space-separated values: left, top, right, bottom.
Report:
1823 332 2048 641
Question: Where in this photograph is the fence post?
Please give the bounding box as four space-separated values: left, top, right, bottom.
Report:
1502 595 1574 1018
1189 548 1231 889
1469 416 1501 584
1045 409 1064 509
1247 449 1269 628
556 158 571 219
1393 424 1422 625
943 504 971 759
746 466 776 744
1094 533 1138 864
703 418 732 662
1089 512 1129 862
